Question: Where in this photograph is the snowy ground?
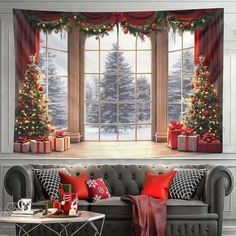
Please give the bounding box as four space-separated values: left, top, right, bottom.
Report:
85 126 151 141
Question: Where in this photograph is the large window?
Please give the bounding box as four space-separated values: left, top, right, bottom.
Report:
168 29 194 122
39 32 68 130
84 27 152 141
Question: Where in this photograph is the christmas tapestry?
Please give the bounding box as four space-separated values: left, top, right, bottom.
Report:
13 9 223 153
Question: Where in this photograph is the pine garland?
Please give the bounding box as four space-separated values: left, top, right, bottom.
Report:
26 11 212 38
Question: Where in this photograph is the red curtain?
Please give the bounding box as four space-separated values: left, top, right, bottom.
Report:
171 9 223 83
14 10 223 83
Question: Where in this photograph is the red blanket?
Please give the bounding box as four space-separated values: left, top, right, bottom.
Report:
121 195 167 236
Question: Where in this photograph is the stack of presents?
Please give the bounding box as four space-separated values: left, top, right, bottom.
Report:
167 121 222 153
14 131 72 154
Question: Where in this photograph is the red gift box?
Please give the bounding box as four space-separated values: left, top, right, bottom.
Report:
167 121 183 149
197 140 222 153
197 132 222 153
62 193 78 215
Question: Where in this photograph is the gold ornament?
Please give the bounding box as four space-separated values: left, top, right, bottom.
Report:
103 25 106 29
190 22 194 27
98 29 102 33
85 28 89 31
42 24 46 28
93 29 96 33
202 19 206 23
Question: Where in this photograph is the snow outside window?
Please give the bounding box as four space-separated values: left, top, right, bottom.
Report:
39 32 68 130
168 29 194 123
84 27 152 141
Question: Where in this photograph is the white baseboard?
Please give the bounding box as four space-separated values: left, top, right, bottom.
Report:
223 226 236 236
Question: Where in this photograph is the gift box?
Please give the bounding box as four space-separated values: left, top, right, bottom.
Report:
197 140 222 153
167 121 183 149
30 137 52 154
14 138 30 153
49 131 71 152
178 135 198 152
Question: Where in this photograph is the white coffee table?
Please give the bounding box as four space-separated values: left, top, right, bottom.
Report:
0 210 105 236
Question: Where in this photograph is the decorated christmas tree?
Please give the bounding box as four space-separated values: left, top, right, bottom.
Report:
183 55 222 140
14 54 51 141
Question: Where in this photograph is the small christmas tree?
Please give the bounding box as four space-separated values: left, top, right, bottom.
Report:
14 54 51 140
183 55 222 140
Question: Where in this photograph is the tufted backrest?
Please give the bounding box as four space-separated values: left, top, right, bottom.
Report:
33 164 209 197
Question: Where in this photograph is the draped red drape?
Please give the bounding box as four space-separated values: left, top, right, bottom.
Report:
14 9 223 83
171 9 223 83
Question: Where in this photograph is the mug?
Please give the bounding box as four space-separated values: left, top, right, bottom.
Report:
17 198 31 212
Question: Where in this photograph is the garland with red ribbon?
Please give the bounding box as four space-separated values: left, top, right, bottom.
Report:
27 11 211 38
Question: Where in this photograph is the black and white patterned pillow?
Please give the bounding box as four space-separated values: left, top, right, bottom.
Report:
169 169 206 200
34 168 70 200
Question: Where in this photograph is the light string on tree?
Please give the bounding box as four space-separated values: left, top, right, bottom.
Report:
27 11 212 38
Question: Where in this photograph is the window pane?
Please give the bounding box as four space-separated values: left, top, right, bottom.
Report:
100 30 117 50
100 75 117 101
168 104 181 123
85 103 99 124
85 75 99 102
39 48 46 75
100 103 117 123
40 33 46 47
137 75 151 101
119 76 135 101
168 75 181 103
48 76 67 102
119 103 135 123
48 50 67 76
120 51 135 73
100 125 117 140
85 37 99 50
48 32 68 51
137 125 151 140
168 30 181 51
183 49 194 75
85 51 99 73
85 125 99 141
183 77 192 99
137 103 151 123
137 51 151 73
169 51 181 76
137 37 151 50
119 33 135 50
119 125 135 140
183 31 194 48
48 103 68 130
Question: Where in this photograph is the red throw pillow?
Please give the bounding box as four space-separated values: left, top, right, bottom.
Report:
59 172 89 200
86 178 111 201
141 171 176 200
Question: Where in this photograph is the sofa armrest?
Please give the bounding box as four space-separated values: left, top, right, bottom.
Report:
204 165 234 236
4 165 35 203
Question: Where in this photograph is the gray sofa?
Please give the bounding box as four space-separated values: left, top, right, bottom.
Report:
4 164 234 236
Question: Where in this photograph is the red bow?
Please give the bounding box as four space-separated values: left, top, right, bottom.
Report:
35 136 49 142
203 132 220 143
56 131 66 138
15 138 29 143
182 128 196 136
169 120 183 131
110 13 127 24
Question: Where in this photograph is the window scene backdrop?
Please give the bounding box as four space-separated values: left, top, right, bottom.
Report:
13 9 223 153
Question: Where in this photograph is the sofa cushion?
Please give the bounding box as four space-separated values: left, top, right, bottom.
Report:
167 199 208 215
89 197 132 219
169 169 206 200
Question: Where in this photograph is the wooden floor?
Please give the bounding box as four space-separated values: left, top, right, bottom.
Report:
41 141 201 159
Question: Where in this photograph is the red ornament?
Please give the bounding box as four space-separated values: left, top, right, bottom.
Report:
124 22 129 28
30 101 35 106
106 25 112 31
77 21 81 25
178 23 184 29
95 36 99 40
31 77 35 81
157 18 161 23
124 29 128 34
186 22 191 27
204 86 208 90
35 84 39 89
39 86 44 92
191 84 195 89
204 111 209 116
151 23 156 29
149 29 152 33
81 22 86 28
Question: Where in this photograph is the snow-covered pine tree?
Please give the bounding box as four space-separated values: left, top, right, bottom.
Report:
100 44 134 133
